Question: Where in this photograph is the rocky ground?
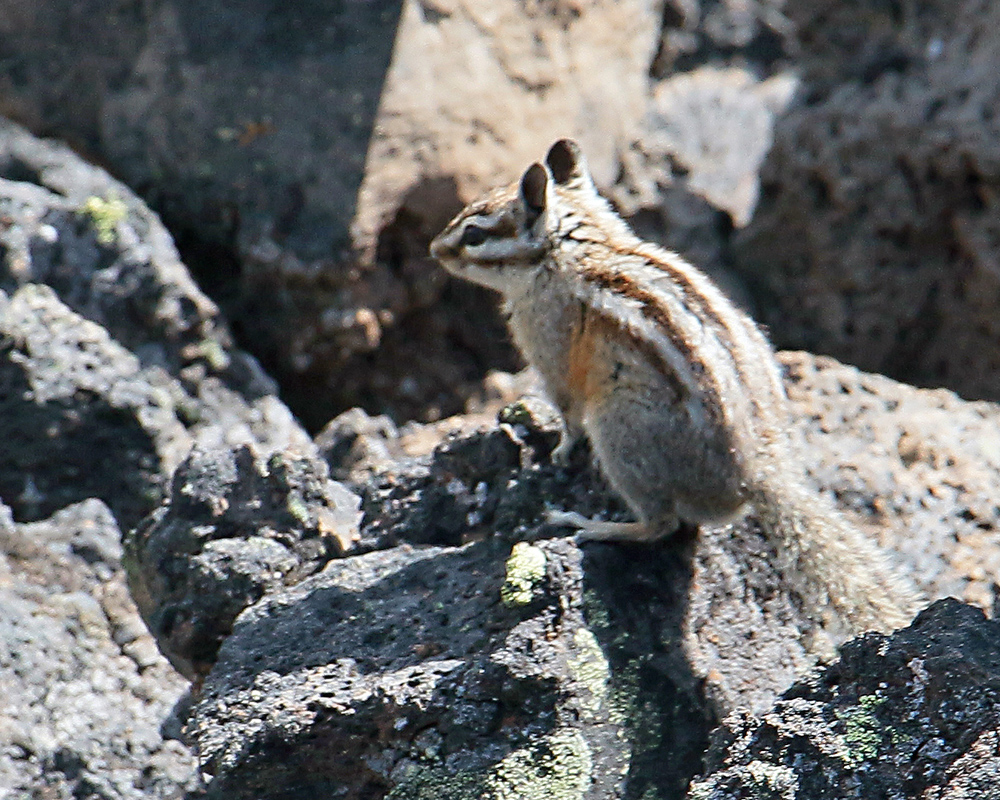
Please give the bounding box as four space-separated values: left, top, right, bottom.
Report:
3 1 1000 799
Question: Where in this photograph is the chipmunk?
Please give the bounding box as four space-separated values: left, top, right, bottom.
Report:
430 139 921 635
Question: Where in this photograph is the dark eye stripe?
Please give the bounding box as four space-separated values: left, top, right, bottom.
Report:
460 224 489 247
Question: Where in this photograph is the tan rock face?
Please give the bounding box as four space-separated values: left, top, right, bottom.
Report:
351 0 662 261
781 351 1000 611
637 67 797 227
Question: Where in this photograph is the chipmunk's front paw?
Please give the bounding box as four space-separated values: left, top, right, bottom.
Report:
549 435 577 466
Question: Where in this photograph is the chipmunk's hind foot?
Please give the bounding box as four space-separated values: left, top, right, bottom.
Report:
546 509 675 543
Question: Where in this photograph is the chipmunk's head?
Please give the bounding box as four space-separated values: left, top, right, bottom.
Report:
430 139 596 292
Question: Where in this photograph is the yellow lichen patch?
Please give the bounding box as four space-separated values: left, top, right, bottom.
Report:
386 730 593 800
568 628 610 718
79 195 128 245
501 542 546 607
488 729 592 800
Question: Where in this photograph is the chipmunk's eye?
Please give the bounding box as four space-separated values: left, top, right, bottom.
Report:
459 224 489 248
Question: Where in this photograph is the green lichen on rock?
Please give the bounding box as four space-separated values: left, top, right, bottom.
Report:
188 337 231 371
488 729 592 799
745 759 798 799
568 628 610 717
497 398 535 427
501 542 547 607
387 729 593 800
606 659 648 735
687 759 797 800
79 195 128 245
836 693 887 769
385 766 484 800
286 493 311 527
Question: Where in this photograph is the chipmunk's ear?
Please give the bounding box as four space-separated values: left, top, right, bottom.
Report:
520 162 548 228
546 139 588 188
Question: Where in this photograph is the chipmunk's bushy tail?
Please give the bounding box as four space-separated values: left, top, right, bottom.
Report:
751 475 923 637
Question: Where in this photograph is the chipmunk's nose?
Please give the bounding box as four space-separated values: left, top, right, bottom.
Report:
429 230 455 262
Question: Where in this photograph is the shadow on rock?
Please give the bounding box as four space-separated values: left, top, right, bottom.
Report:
190 540 578 798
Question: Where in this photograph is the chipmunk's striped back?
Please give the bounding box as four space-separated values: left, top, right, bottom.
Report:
431 139 921 636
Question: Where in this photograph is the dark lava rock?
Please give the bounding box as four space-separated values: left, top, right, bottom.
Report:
650 0 793 78
182 395 825 798
0 283 190 529
0 116 313 461
0 116 251 392
0 498 198 798
190 524 746 800
0 118 316 531
124 445 362 681
189 538 608 798
782 352 1000 611
0 281 311 533
315 406 410 484
688 598 1000 800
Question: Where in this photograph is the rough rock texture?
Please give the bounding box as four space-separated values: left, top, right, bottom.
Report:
2 0 411 428
0 123 324 794
616 65 798 307
649 0 794 79
0 284 190 530
783 352 1000 611
605 0 800 311
124 445 362 681
688 599 1000 800
162 352 1000 798
0 281 312 532
627 67 797 228
314 369 538 484
737 0 1000 401
0 117 312 458
0 499 198 798
0 121 318 532
190 538 628 799
1 116 228 383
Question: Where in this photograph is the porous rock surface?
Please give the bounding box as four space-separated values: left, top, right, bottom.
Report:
0 499 198 798
124 445 362 681
0 283 190 530
783 352 1000 611
0 117 311 462
0 117 314 533
0 115 229 383
0 120 316 797
738 0 1000 400
688 599 1000 800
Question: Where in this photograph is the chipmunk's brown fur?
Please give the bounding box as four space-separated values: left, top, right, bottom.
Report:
431 139 921 634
